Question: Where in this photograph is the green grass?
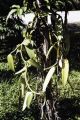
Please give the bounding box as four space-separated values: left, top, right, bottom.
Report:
0 62 80 120
0 76 19 119
59 70 80 98
0 62 38 120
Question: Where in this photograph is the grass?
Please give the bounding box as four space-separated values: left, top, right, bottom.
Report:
0 62 39 120
59 70 80 98
0 62 80 120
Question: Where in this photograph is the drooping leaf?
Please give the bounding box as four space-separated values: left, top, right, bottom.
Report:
21 83 25 98
6 9 17 23
7 54 15 71
22 92 33 110
43 66 55 92
15 67 26 75
57 1 65 6
59 59 62 68
61 59 69 86
25 47 36 60
20 72 26 97
11 5 20 9
27 59 40 68
22 39 30 46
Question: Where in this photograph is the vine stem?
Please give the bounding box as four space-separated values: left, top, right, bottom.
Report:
10 44 21 54
46 42 57 60
24 64 43 95
44 62 57 71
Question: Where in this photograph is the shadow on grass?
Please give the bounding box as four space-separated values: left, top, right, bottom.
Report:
0 70 14 78
57 97 80 120
0 104 40 120
68 23 80 71
1 97 80 120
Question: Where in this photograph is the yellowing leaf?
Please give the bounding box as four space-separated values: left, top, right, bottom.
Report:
43 66 55 92
22 92 33 111
25 47 36 60
7 54 15 71
61 59 69 86
27 59 40 68
22 39 30 46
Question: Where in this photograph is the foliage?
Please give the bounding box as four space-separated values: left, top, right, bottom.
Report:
6 0 76 120
0 16 23 62
0 0 23 16
0 0 24 62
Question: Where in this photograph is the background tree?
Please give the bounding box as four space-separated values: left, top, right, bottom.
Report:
0 0 23 61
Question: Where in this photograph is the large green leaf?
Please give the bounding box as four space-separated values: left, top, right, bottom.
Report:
7 54 15 71
43 66 55 92
25 47 36 60
22 92 33 110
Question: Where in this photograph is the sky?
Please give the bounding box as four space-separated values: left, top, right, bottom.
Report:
58 11 80 24
21 11 80 25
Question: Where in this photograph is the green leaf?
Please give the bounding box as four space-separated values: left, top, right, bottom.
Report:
11 5 20 9
27 59 40 68
43 66 55 92
22 92 33 110
6 9 17 23
57 1 65 6
17 8 23 15
25 47 36 60
44 0 49 3
7 54 15 71
22 39 30 46
61 59 69 86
